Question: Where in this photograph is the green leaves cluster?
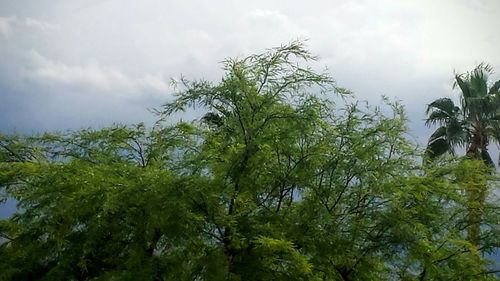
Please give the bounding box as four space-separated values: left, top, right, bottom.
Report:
425 63 500 252
0 42 498 280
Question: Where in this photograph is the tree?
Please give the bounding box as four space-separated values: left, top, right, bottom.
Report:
425 63 500 246
1 42 498 280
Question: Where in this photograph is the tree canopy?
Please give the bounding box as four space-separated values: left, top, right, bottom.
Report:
425 63 500 164
425 63 500 247
0 42 499 280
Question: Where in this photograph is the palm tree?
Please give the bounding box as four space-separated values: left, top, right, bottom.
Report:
425 63 500 246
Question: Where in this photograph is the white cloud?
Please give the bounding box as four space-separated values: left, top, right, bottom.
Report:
136 73 171 93
28 51 170 94
232 9 308 54
0 16 59 37
0 17 13 37
243 9 290 26
23 17 59 33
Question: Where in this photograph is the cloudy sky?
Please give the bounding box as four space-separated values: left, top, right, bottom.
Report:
1 0 499 144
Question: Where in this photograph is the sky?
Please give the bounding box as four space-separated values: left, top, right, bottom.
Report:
0 0 499 143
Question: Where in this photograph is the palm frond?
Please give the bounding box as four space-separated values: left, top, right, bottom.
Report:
446 120 467 146
425 137 453 159
427 63 500 167
468 65 489 99
426 98 456 115
425 111 451 126
489 80 500 95
454 75 471 110
428 126 447 142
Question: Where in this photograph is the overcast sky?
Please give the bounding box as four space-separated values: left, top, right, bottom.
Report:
1 0 499 145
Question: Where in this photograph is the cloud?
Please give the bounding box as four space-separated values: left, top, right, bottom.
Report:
243 9 291 27
22 17 59 33
136 73 171 93
0 17 12 37
0 0 499 139
27 51 170 94
0 16 59 38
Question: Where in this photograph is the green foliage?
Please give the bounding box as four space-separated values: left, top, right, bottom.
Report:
1 42 498 280
425 63 500 249
425 63 500 163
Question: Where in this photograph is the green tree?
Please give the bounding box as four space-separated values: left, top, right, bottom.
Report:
425 63 500 245
1 42 498 280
